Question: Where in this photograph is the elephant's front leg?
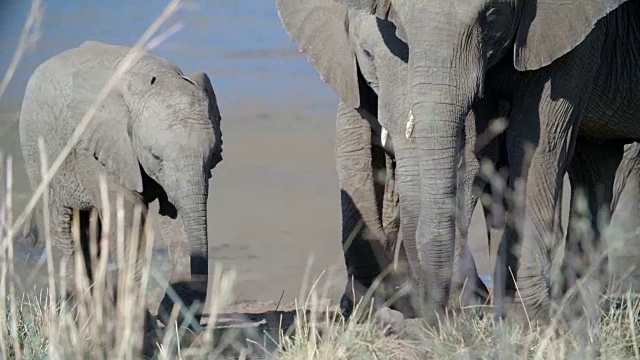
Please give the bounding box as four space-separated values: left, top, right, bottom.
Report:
78 154 150 297
506 103 589 323
560 139 623 324
336 101 397 320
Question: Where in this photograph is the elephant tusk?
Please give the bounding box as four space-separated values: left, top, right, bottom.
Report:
381 126 388 147
405 109 414 140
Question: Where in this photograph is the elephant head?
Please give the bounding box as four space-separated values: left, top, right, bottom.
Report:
126 71 221 289
74 64 222 291
336 0 629 315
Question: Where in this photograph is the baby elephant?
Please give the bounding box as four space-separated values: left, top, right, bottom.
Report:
19 40 222 329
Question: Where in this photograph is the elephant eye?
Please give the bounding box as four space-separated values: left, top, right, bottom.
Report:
150 76 156 85
149 149 161 161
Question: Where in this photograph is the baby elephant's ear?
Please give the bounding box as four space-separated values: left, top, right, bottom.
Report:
183 72 220 107
182 72 221 117
70 68 143 192
182 72 210 90
183 72 223 168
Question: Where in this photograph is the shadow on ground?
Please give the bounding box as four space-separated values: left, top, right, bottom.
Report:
154 302 340 359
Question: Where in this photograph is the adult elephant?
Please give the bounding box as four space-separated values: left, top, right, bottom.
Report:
277 0 511 324
341 0 640 324
19 40 222 328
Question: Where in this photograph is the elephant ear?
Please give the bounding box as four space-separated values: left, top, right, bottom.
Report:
70 68 143 192
181 72 209 89
182 72 220 116
514 0 629 71
385 5 406 43
342 0 391 17
182 72 223 169
277 0 360 107
342 0 405 42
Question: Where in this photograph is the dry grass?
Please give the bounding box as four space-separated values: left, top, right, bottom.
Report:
1 0 640 359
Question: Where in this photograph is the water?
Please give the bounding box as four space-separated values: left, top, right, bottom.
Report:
0 0 337 113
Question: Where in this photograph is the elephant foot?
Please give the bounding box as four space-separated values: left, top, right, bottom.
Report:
558 277 604 328
339 293 355 320
450 277 490 307
445 277 491 323
157 280 207 331
61 285 159 359
339 278 416 323
338 278 379 321
374 307 405 335
141 310 160 359
503 296 552 329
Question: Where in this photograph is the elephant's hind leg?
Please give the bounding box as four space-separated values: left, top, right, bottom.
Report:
561 139 623 325
48 205 90 295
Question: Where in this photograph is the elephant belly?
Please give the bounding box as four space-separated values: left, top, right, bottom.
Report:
40 153 94 211
580 23 640 142
580 84 640 142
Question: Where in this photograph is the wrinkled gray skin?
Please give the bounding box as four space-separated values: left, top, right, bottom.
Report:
341 0 640 324
277 0 511 327
608 143 640 293
19 41 222 328
557 140 640 323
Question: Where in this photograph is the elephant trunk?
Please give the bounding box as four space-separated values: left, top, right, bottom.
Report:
401 7 485 314
174 171 210 290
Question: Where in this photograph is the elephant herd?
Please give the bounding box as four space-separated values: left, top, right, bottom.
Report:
277 0 640 330
16 0 640 334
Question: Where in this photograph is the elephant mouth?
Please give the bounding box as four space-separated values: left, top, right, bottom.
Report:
139 166 178 219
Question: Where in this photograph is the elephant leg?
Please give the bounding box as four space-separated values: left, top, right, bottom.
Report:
504 108 585 323
88 183 157 339
48 204 88 294
379 152 417 316
76 154 150 302
611 143 640 214
335 102 394 320
452 96 510 308
94 190 148 289
449 128 489 309
497 38 604 323
608 143 640 294
560 140 623 323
